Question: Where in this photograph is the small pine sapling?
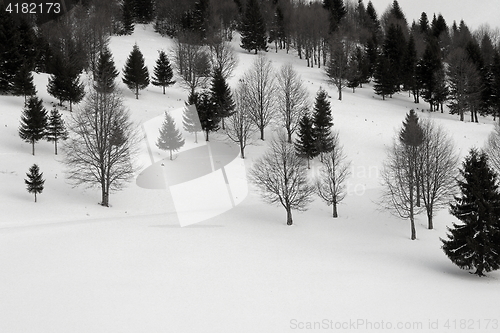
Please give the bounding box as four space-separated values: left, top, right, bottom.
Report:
122 44 150 99
25 164 45 202
46 108 68 155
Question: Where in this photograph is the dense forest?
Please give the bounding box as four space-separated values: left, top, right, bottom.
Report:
1 0 500 122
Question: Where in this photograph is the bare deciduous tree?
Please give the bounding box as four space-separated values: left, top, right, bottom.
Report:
485 123 500 175
275 63 309 143
225 81 257 158
325 35 355 100
209 37 237 80
418 119 458 229
315 131 351 218
63 87 140 207
173 34 212 95
380 139 425 240
249 131 315 225
243 55 277 140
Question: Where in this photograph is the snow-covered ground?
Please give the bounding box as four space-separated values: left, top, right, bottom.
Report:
1 25 499 332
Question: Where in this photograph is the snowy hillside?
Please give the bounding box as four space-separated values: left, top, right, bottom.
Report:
1 25 499 333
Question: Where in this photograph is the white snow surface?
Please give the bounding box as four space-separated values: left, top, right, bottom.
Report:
1 25 499 332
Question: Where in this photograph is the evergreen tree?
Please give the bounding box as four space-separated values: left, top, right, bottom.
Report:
312 88 334 156
209 67 235 130
94 48 119 93
25 164 45 203
134 0 154 24
47 54 85 111
403 34 418 102
323 0 347 33
418 39 443 111
122 44 150 99
492 52 500 121
0 9 22 93
240 0 268 54
196 91 220 141
45 108 68 155
19 96 48 155
157 112 185 160
373 54 395 100
441 149 500 277
294 114 318 168
382 23 407 92
183 93 203 143
120 0 135 35
152 50 175 94
12 62 37 102
17 18 38 72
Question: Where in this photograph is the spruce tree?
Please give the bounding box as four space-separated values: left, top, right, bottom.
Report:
152 50 175 94
312 88 334 156
19 96 48 155
157 112 185 160
47 54 85 111
25 164 45 203
183 92 203 143
66 72 85 112
122 44 150 99
441 149 500 277
196 91 220 141
240 0 268 54
12 62 37 102
46 108 68 155
121 0 135 35
294 114 318 168
94 48 119 93
134 0 154 24
323 0 347 33
373 54 395 100
210 68 235 130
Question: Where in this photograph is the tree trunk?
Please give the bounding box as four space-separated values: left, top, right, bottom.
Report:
54 140 58 155
135 85 139 99
427 209 433 230
169 149 172 160
163 85 165 94
332 202 338 218
205 130 209 141
338 86 342 100
194 131 198 143
34 192 37 203
32 141 35 156
101 182 109 207
260 126 265 140
410 214 416 240
286 207 293 225
240 144 245 159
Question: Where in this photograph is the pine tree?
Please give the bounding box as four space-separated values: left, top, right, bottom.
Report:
183 94 203 143
373 54 395 100
152 50 175 94
12 62 37 102
134 0 154 24
47 54 85 112
94 48 119 93
19 96 48 155
45 108 68 155
25 164 45 203
294 114 318 168
196 91 220 141
121 0 135 35
323 0 347 33
157 112 185 160
240 0 268 54
122 44 150 99
441 149 500 276
17 18 38 72
210 67 235 130
312 88 335 156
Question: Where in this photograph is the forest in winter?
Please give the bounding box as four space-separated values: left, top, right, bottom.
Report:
1 0 500 331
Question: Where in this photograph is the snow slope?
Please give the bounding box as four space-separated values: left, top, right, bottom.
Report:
1 24 499 332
